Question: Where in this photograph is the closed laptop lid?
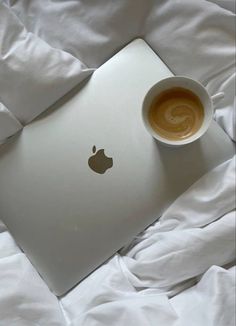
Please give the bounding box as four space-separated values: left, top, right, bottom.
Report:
0 39 234 295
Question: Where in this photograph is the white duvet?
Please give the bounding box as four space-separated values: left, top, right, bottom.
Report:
0 1 235 325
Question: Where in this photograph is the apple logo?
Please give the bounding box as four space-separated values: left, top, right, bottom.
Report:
88 146 113 174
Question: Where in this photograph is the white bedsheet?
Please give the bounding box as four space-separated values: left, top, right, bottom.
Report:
0 1 235 325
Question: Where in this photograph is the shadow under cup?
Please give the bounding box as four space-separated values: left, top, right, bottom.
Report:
142 76 214 147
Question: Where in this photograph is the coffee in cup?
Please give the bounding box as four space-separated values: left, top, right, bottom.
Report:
148 87 204 141
142 76 215 147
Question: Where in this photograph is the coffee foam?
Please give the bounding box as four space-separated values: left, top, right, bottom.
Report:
148 87 204 140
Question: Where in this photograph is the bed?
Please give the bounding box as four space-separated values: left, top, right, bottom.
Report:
0 1 235 325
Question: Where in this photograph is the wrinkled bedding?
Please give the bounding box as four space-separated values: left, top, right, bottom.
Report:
0 1 235 325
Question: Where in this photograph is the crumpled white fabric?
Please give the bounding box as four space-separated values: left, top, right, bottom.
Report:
0 2 93 128
0 0 235 325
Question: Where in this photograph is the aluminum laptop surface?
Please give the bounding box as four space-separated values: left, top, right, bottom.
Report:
0 39 234 295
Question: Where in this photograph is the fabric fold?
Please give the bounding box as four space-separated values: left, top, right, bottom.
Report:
0 102 22 144
0 3 94 127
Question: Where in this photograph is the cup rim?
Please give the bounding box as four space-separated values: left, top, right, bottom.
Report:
142 76 214 146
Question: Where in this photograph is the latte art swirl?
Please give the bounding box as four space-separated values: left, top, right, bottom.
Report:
148 88 204 140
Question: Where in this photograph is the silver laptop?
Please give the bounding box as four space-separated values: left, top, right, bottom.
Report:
0 39 234 295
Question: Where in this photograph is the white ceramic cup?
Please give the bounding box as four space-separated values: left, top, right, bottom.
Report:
142 76 223 146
